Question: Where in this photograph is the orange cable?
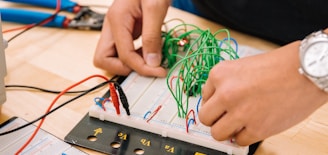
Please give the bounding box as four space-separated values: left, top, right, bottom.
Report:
15 74 109 155
2 0 62 34
2 24 35 33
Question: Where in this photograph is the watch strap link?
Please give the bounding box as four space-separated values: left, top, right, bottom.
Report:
306 73 328 93
316 76 328 92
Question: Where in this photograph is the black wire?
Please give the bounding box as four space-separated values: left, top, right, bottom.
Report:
5 85 95 94
0 76 120 136
0 80 109 136
4 75 120 94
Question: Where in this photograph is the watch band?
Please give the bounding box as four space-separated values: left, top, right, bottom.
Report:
299 30 328 93
299 68 328 92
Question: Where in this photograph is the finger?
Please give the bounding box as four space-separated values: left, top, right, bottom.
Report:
234 127 260 146
141 0 170 67
201 80 216 105
198 91 226 126
110 2 167 77
94 12 132 75
210 112 245 142
201 64 224 105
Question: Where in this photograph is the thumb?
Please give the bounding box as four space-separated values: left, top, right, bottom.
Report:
141 0 170 67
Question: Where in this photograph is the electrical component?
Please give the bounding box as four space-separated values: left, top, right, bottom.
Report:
88 44 264 155
88 24 242 154
162 25 239 118
1 0 104 31
0 16 8 113
115 82 130 115
109 83 121 115
89 72 248 155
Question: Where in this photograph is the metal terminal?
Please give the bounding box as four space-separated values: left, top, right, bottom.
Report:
68 7 104 30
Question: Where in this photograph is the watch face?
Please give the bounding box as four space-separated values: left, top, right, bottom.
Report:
303 41 328 77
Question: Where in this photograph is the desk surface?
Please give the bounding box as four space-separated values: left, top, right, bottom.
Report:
1 1 328 154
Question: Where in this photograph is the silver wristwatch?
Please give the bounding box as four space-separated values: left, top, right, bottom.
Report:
299 30 328 93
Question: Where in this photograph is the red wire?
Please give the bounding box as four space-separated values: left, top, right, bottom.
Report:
15 74 109 155
55 0 61 11
109 83 120 115
169 76 183 89
185 109 196 133
2 0 62 34
101 98 111 111
2 24 35 33
146 105 162 123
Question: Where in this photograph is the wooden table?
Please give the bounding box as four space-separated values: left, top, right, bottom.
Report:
1 1 327 154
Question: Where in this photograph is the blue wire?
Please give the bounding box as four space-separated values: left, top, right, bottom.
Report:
187 118 195 129
196 96 202 114
94 97 104 108
143 111 152 119
218 37 238 53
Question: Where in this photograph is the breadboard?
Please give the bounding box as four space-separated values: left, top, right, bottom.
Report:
87 45 263 155
66 45 263 155
88 72 247 155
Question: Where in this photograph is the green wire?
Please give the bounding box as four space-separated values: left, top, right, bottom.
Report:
162 23 239 118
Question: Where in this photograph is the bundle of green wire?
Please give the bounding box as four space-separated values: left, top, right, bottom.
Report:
162 23 239 118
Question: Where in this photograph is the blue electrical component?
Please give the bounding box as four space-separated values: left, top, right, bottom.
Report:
0 0 104 30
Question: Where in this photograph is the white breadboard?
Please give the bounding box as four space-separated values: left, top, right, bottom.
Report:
88 45 263 155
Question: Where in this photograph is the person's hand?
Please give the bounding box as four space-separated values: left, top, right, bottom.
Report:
93 0 170 77
199 41 328 146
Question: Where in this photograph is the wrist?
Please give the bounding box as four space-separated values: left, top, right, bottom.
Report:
299 30 328 93
298 30 328 104
270 41 328 105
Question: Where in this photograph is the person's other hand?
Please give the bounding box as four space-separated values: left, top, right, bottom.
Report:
94 0 170 77
199 41 328 146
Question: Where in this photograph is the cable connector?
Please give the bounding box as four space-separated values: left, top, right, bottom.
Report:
115 83 130 115
109 83 120 115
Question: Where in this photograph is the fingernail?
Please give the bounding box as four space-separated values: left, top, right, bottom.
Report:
146 53 161 67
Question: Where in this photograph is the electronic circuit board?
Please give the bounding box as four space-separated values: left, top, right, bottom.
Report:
64 45 263 155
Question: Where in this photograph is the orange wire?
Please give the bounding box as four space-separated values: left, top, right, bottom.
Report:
185 109 196 133
2 0 62 34
2 24 35 33
146 105 162 123
101 98 111 111
169 75 183 89
15 74 109 155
